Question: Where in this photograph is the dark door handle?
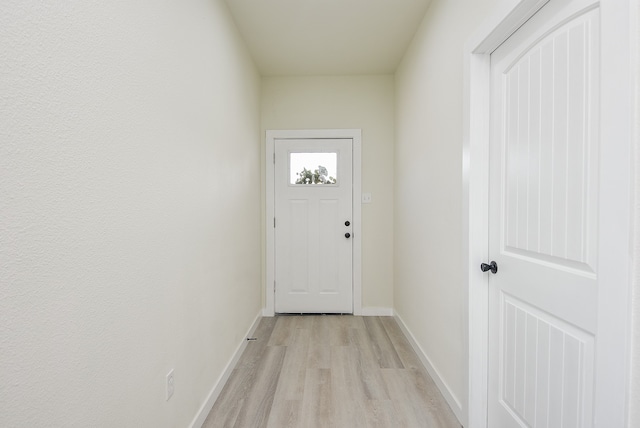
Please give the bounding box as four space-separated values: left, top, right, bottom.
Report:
345 221 350 226
345 233 351 239
480 261 498 274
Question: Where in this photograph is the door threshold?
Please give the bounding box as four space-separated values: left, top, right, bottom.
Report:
275 312 353 316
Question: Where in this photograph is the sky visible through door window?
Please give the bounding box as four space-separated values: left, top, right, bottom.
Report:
289 152 337 184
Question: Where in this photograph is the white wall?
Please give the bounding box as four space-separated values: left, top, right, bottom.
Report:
394 0 502 417
631 0 640 423
0 1 261 427
261 75 395 312
632 155 640 423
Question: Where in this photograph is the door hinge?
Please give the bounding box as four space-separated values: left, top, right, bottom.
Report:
274 280 276 291
274 217 276 228
273 153 275 164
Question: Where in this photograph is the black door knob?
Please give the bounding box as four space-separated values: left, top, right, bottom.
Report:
345 221 350 226
345 233 351 239
480 261 498 274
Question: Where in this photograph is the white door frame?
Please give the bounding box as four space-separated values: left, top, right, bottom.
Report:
463 0 635 426
265 129 362 317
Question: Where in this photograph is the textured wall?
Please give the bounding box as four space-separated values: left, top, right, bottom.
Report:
0 1 261 426
261 75 395 311
394 0 502 417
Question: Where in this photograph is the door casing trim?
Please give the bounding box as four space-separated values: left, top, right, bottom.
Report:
265 129 362 316
464 0 634 426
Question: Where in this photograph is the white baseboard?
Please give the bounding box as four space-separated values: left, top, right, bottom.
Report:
189 311 262 428
360 307 394 316
394 313 463 424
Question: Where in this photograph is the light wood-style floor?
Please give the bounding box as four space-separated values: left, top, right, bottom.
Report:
202 315 461 428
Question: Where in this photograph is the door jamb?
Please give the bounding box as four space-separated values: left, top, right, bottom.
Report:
265 129 362 317
464 0 634 426
463 3 548 425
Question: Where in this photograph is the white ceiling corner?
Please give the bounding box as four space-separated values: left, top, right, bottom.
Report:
223 0 432 76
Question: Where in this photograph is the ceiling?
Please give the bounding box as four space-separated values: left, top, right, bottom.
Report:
223 0 432 76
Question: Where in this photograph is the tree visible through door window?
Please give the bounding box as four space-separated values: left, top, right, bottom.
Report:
290 152 337 185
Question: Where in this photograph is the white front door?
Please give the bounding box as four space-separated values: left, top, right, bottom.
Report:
274 138 353 313
488 0 599 426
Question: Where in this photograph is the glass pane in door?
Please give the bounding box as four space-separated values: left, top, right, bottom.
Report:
289 152 338 185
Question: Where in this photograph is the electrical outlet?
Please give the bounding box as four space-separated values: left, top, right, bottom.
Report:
362 193 372 204
166 369 174 401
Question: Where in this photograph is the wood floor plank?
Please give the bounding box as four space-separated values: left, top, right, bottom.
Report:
363 317 404 369
265 399 300 428
306 316 332 369
204 315 461 428
328 315 352 346
348 326 390 400
204 318 278 427
381 368 431 428
233 345 286 427
382 368 461 428
364 400 399 428
236 317 276 371
379 316 425 370
331 345 367 401
407 367 461 427
330 346 369 428
272 328 309 400
299 368 333 428
201 369 245 428
295 314 315 331
267 315 299 346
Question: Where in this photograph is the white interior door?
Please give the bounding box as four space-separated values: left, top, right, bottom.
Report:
274 138 353 313
488 0 599 426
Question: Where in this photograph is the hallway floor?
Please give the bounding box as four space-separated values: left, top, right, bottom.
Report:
202 315 461 428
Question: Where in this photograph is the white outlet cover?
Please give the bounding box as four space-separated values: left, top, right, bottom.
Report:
362 193 372 204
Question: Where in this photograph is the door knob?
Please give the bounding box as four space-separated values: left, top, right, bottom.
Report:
345 221 350 226
480 261 498 274
345 233 351 239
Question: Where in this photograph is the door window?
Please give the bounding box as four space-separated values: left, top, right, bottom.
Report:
289 152 337 185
